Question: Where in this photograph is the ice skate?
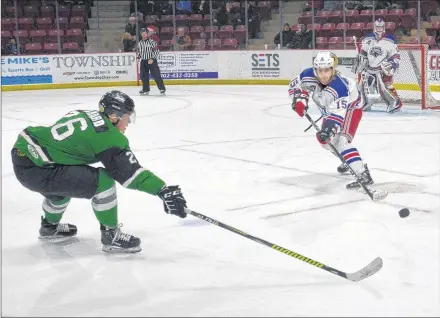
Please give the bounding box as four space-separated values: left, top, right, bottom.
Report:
38 216 77 241
101 223 141 253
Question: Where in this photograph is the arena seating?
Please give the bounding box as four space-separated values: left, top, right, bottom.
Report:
297 0 439 49
1 0 88 54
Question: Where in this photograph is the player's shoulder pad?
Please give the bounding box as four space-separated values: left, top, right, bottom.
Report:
363 33 375 41
325 74 349 99
384 34 396 43
299 67 317 81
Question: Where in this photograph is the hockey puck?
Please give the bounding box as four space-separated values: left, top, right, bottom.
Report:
398 208 410 218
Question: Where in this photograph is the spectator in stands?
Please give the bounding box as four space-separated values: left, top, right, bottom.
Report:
146 26 160 44
241 1 260 39
193 0 209 14
135 0 157 15
4 37 24 56
323 0 343 10
123 16 138 52
176 0 192 14
213 1 241 27
155 0 173 16
274 23 294 48
286 24 312 49
172 27 192 50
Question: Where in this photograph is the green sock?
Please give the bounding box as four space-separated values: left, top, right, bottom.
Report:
42 197 71 223
92 168 118 228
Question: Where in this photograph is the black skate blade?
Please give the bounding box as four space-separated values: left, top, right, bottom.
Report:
102 245 142 253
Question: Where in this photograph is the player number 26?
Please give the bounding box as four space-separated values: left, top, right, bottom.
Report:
51 117 88 141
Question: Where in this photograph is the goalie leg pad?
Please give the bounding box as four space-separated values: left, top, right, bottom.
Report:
377 74 402 112
360 73 376 111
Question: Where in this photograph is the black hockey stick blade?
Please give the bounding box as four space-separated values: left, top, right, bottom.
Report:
303 112 387 201
185 208 383 282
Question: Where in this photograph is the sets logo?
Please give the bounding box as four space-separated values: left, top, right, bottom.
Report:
251 53 280 70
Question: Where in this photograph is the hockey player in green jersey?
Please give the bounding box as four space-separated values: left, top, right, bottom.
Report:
11 90 187 253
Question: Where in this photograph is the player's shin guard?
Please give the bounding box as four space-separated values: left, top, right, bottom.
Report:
92 168 118 228
42 197 71 223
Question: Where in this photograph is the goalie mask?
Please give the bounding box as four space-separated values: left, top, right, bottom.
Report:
373 18 385 40
313 51 338 85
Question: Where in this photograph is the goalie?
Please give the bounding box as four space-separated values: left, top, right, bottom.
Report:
288 51 376 191
352 18 402 113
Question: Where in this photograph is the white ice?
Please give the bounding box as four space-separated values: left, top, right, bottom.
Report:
2 85 440 317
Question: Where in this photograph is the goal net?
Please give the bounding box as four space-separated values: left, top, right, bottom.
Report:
358 44 440 110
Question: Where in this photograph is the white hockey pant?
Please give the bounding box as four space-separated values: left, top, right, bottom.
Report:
321 134 365 176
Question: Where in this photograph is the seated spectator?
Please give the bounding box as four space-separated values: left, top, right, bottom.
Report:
155 0 173 16
137 0 157 15
286 25 312 49
4 37 24 55
274 23 294 48
213 1 241 27
172 27 192 50
323 0 343 10
123 16 138 52
241 1 260 39
176 0 192 14
146 26 160 44
193 0 210 14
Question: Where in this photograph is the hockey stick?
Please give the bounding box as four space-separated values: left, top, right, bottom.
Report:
304 115 323 132
185 208 383 282
303 112 387 201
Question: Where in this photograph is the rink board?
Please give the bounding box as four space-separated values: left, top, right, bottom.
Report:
2 50 440 93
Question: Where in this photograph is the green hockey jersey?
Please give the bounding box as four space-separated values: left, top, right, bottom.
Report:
13 110 165 195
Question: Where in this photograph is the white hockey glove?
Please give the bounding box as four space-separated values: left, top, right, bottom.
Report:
380 61 395 76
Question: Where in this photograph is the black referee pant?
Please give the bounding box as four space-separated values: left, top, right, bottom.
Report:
140 59 165 92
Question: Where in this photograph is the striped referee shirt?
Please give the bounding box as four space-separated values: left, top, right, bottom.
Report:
137 39 160 60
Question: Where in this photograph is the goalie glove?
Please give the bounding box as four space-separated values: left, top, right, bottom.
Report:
157 185 187 218
380 61 395 76
291 89 309 117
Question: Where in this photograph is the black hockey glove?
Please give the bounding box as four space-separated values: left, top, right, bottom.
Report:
317 120 338 143
157 185 187 218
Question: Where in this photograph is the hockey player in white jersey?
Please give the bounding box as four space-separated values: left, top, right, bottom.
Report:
353 18 402 113
288 51 375 190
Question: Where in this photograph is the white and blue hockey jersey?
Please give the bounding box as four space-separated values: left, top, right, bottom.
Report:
288 67 363 128
360 33 400 75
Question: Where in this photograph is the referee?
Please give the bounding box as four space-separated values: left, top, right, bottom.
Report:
137 28 166 96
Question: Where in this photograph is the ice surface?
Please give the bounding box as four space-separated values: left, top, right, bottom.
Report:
2 85 440 317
